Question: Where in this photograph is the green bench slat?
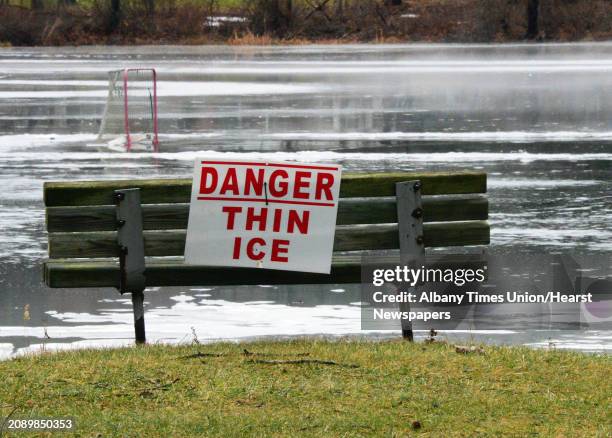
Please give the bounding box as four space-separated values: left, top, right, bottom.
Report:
46 195 489 232
44 254 487 288
43 172 486 207
48 221 490 259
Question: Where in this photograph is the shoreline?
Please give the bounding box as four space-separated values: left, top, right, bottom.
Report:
4 40 612 49
3 34 612 48
3 329 610 363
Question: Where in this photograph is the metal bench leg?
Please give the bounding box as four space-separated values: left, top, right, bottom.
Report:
115 188 147 344
131 290 146 344
396 180 425 341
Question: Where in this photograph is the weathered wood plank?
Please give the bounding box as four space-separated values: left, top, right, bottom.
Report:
334 221 489 251
320 195 486 224
46 195 488 232
340 172 486 197
44 259 358 288
48 221 489 259
47 204 190 232
44 254 487 288
43 172 486 207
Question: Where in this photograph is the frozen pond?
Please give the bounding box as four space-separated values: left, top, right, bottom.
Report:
0 43 611 359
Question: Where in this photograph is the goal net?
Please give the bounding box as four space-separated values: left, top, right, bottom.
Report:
97 68 159 152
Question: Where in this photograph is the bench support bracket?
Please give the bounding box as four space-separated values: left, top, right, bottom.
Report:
396 180 425 341
115 188 147 344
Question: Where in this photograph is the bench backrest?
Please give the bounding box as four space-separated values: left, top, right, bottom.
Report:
43 171 489 287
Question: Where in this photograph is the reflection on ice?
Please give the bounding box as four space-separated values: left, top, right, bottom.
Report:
2 297 364 359
0 82 323 99
4 148 610 164
263 131 612 142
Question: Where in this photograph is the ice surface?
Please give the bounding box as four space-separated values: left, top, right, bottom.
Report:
0 43 610 357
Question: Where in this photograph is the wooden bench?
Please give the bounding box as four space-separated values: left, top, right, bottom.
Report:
43 171 490 343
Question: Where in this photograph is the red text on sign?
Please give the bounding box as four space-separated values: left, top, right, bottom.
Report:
232 237 290 262
200 167 335 201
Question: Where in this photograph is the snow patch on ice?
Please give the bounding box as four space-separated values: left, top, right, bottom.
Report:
0 133 97 150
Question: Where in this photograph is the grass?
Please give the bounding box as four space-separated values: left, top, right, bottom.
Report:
0 339 610 437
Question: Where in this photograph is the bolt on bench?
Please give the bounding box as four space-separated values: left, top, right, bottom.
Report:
43 171 489 343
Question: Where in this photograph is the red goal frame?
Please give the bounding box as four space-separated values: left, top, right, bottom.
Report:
98 68 159 152
118 68 159 152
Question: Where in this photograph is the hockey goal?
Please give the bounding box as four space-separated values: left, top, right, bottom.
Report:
97 68 159 152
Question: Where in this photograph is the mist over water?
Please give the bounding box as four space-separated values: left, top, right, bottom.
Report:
0 43 610 358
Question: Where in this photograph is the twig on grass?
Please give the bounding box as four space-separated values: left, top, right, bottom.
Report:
455 345 485 355
181 349 314 360
246 359 359 368
0 406 18 438
109 377 181 399
138 377 180 398
242 349 310 357
181 352 225 359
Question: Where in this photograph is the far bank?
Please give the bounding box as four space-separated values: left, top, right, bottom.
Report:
1 0 611 46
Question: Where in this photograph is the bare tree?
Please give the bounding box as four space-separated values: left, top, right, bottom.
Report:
57 0 77 10
526 0 540 39
335 0 343 16
143 0 155 15
109 0 121 32
286 0 293 25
